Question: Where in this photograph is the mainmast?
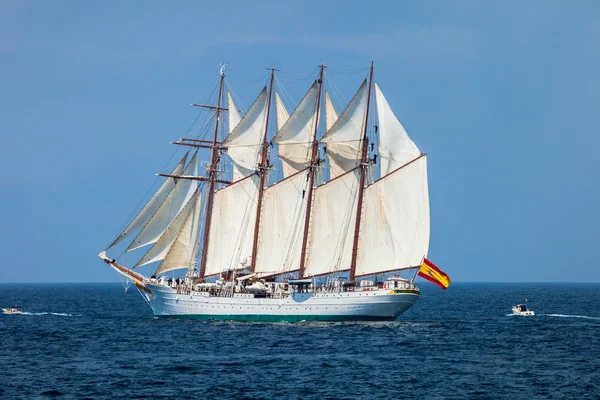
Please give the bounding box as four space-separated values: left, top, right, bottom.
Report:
298 64 326 278
198 65 227 279
249 68 277 272
349 61 374 282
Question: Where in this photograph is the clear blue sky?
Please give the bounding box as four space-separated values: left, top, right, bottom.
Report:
1 1 599 283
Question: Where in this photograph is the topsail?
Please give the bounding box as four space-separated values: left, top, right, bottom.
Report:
228 92 242 132
375 84 421 174
321 80 369 179
272 81 319 178
223 88 269 181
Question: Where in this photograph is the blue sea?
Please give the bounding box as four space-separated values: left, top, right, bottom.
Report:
1 283 599 399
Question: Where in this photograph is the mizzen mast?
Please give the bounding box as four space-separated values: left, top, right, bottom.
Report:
349 61 374 282
249 67 277 273
199 64 227 279
298 64 326 278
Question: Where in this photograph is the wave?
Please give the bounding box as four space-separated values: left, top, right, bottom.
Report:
543 313 600 321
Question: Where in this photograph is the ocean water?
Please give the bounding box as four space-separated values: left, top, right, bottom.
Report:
0 283 599 399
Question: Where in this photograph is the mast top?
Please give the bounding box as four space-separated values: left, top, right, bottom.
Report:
220 62 227 77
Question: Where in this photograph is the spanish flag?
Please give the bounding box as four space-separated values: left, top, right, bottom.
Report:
418 258 450 290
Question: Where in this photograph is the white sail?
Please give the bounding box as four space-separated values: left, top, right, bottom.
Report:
275 92 290 131
228 92 242 132
155 188 203 275
126 152 199 252
375 84 420 175
272 82 319 178
355 156 429 277
254 169 310 275
108 154 187 249
325 91 339 131
223 88 268 181
204 175 259 276
304 169 360 277
134 190 199 268
321 80 368 179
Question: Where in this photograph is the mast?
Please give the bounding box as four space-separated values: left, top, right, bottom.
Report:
349 61 374 282
249 68 277 272
199 65 226 279
298 64 325 278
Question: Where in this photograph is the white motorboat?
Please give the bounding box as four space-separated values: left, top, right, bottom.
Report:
512 303 534 316
2 307 25 315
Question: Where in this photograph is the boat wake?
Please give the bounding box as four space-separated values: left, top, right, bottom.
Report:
543 313 600 321
3 311 81 317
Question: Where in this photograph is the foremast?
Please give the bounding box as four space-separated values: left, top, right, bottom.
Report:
198 65 227 279
298 64 326 278
249 68 277 273
349 61 374 282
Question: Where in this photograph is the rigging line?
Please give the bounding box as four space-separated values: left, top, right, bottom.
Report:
273 75 296 108
224 78 247 113
244 71 270 83
195 114 217 142
327 67 370 74
184 87 220 140
277 66 319 76
191 80 220 111
324 74 348 110
277 68 318 84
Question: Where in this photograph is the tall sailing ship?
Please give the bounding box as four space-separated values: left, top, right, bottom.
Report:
99 62 431 321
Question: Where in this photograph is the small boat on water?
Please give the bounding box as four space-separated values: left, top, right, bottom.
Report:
512 302 534 316
2 306 25 315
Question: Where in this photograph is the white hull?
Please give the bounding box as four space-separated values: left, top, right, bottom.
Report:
512 305 534 316
2 308 24 315
142 284 419 322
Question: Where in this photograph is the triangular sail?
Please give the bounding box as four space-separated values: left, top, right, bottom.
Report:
272 82 319 178
223 88 268 181
356 156 429 276
325 91 339 131
375 84 420 175
303 168 360 277
204 175 259 276
133 189 199 268
126 152 199 252
275 92 290 131
228 92 242 132
321 80 368 179
155 187 204 275
108 154 188 249
254 169 310 275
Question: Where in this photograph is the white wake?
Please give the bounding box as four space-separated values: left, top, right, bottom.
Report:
543 313 600 321
19 312 80 317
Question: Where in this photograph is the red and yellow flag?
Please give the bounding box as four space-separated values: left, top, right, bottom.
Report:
418 258 451 290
